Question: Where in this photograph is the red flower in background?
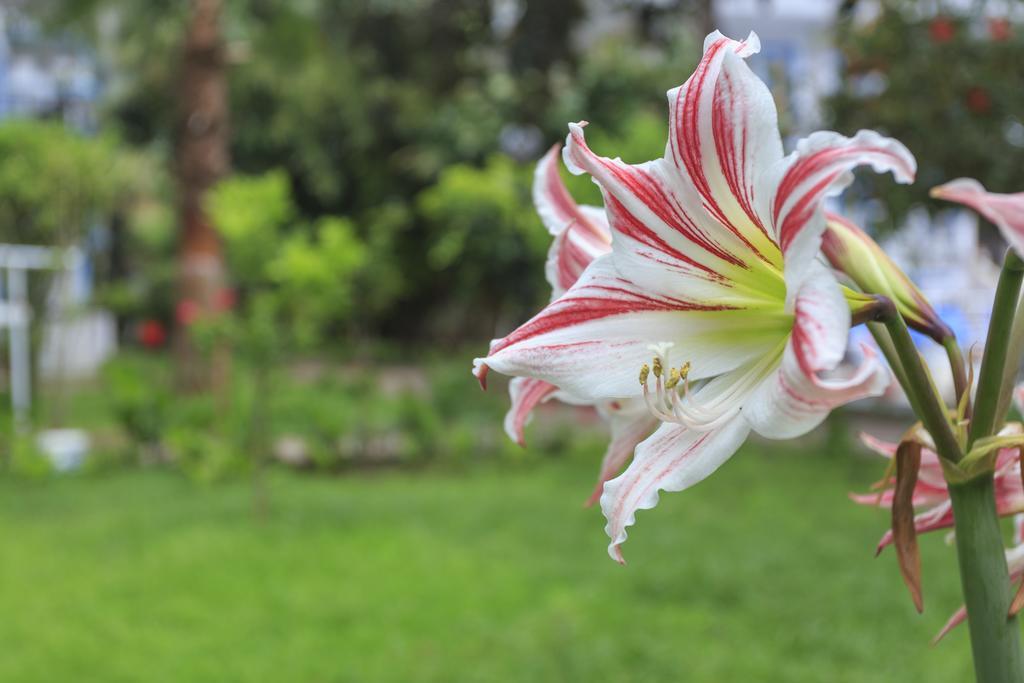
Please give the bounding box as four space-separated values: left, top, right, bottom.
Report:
137 319 167 348
989 17 1012 42
929 16 955 43
966 86 992 114
175 289 235 327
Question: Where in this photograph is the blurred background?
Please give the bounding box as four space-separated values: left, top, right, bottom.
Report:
0 0 1021 680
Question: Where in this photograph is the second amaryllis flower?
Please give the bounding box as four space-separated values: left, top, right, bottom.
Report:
852 425 1024 553
475 31 916 560
506 144 657 504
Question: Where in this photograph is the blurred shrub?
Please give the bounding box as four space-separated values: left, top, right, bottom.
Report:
165 428 244 485
208 169 294 282
208 170 367 351
417 155 549 335
42 347 605 481
6 433 53 479
0 120 123 245
98 353 246 481
101 355 170 456
828 3 1024 227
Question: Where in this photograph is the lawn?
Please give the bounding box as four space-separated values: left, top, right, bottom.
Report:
0 438 983 682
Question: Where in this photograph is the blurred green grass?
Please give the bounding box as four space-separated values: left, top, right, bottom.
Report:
0 440 980 682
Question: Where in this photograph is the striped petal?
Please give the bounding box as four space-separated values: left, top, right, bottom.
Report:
533 144 612 297
600 418 751 562
931 178 1024 258
475 256 789 401
763 130 916 297
666 31 782 265
744 262 890 439
587 399 659 507
564 124 771 306
503 377 559 447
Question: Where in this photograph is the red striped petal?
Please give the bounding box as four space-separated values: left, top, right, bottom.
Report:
503 377 559 447
476 258 769 402
932 178 1024 259
601 419 751 563
668 31 782 261
769 130 915 265
586 402 658 507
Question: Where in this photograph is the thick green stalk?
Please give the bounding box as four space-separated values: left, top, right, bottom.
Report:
994 295 1024 427
947 476 1024 683
969 249 1024 448
883 299 1024 681
939 250 1024 683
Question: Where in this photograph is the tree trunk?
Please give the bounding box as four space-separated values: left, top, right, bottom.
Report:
174 0 230 392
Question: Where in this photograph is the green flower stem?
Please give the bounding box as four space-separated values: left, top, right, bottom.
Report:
880 298 1023 682
945 249 1024 683
947 476 1024 683
969 248 1024 448
877 301 962 463
867 322 917 416
943 335 969 415
994 294 1024 427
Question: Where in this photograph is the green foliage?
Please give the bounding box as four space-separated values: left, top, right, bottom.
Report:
5 433 53 479
208 170 367 352
0 120 124 244
416 155 549 333
101 355 170 448
164 427 245 485
55 350 555 478
41 0 710 340
423 155 544 264
267 216 367 345
828 4 1024 227
207 169 294 284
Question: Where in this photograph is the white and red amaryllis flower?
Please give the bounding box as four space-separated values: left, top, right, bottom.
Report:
474 30 915 561
506 145 657 504
931 179 1024 257
852 425 1024 554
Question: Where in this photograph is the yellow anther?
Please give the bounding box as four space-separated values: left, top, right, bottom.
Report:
665 367 681 389
679 361 691 381
652 357 663 378
639 363 650 385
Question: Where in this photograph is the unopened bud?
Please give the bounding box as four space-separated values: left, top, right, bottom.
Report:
823 213 951 343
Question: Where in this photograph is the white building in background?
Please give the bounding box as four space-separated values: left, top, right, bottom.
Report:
0 7 114 389
0 7 101 129
716 0 845 136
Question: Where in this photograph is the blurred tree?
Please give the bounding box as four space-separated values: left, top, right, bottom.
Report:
828 0 1024 229
40 0 709 342
175 0 231 392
